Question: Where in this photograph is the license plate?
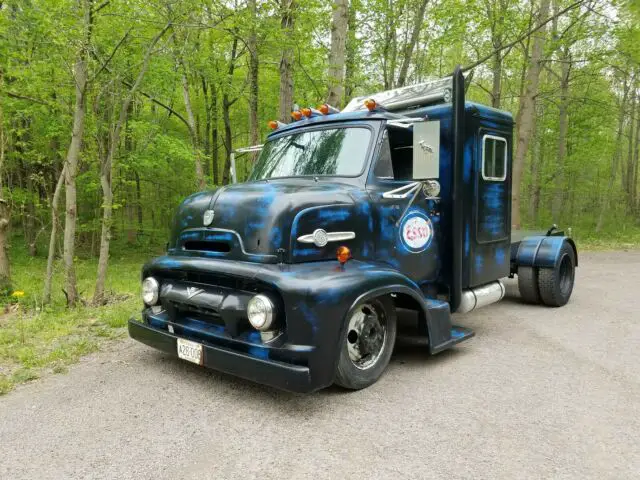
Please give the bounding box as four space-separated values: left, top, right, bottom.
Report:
177 338 203 365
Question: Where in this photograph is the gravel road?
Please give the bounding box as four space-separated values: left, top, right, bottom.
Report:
1 251 639 479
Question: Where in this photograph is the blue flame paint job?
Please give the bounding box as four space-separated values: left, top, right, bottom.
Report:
513 235 577 269
129 95 577 394
479 183 506 238
451 329 465 339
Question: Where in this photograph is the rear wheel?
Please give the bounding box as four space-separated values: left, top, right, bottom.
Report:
538 242 575 307
518 266 541 304
335 296 397 390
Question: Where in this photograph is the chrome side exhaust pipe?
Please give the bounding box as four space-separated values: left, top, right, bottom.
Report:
457 280 505 314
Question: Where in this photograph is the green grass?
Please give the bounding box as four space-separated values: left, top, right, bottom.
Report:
0 241 154 395
573 232 640 250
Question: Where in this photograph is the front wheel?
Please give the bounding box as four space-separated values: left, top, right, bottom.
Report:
334 296 397 390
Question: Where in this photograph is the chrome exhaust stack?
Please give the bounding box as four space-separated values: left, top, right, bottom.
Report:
457 280 505 314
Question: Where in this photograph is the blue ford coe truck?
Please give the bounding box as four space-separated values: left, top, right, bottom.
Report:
128 67 577 392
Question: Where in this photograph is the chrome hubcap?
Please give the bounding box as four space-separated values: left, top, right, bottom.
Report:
346 303 387 370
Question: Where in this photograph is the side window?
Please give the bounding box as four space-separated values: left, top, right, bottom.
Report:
482 135 507 181
373 131 394 178
374 127 414 180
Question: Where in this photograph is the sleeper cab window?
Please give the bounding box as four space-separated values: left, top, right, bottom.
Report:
482 135 507 181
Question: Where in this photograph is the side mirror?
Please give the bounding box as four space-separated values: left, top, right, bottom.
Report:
413 120 440 179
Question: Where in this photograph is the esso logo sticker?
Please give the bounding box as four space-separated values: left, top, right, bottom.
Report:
400 214 433 253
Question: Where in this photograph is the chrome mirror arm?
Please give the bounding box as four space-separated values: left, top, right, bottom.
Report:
382 180 441 226
381 182 421 199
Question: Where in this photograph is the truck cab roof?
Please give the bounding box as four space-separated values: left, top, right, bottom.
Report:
268 101 513 139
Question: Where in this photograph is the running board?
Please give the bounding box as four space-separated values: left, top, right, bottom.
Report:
396 297 475 353
431 326 475 354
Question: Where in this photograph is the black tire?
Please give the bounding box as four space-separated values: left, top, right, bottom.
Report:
518 266 541 304
538 242 576 307
335 296 397 390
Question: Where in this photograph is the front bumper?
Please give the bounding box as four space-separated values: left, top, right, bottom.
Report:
128 319 315 393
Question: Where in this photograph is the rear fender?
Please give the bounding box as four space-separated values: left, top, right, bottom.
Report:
512 235 578 270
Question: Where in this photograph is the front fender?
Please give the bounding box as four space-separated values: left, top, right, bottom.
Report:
255 261 447 385
141 256 446 389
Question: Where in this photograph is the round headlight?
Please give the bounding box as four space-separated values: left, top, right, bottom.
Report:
142 277 160 306
247 294 275 331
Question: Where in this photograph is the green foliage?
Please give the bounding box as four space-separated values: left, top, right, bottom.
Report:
0 240 143 394
1 0 636 250
1 0 640 391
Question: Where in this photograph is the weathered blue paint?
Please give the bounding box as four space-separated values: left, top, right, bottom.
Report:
513 235 577 269
479 183 506 238
129 90 576 394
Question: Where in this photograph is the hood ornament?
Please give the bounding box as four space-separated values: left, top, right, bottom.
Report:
203 209 215 226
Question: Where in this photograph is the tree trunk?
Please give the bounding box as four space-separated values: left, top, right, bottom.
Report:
623 83 636 194
344 0 359 100
625 76 639 212
278 0 296 123
201 75 211 177
326 0 349 107
631 99 640 213
221 37 240 185
93 23 169 305
382 0 393 89
63 0 92 307
93 157 113 304
181 70 206 190
135 170 143 233
0 69 11 293
596 77 629 232
396 0 429 88
551 47 571 223
248 0 260 160
0 80 9 291
19 126 37 257
222 95 233 185
528 112 544 223
43 167 65 304
0 201 9 291
491 51 502 108
487 0 507 108
511 0 551 229
211 85 219 184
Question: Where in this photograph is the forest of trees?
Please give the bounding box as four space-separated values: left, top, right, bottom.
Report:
0 0 639 306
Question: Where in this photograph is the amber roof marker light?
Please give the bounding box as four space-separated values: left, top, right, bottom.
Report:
318 104 339 115
364 98 377 111
291 110 303 121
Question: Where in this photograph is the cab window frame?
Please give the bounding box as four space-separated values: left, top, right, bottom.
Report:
481 134 507 182
251 123 376 181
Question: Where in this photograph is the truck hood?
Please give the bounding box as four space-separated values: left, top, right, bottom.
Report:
169 180 372 263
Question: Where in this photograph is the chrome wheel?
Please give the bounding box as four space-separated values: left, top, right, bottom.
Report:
346 302 387 370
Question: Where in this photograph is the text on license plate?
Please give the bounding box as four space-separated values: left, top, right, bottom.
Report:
177 338 203 365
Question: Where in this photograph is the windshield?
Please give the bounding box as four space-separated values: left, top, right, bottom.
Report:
249 127 371 180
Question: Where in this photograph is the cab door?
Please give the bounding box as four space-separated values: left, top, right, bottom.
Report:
367 126 440 288
470 130 512 286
